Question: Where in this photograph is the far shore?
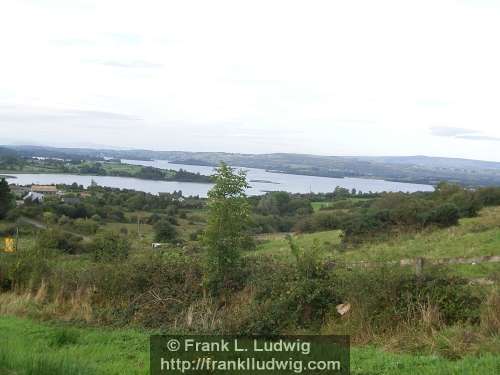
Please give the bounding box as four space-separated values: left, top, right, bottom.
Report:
0 170 213 184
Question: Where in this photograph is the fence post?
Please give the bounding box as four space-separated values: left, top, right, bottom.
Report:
415 257 424 277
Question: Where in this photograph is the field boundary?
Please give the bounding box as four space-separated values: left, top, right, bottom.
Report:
327 255 500 283
343 255 500 268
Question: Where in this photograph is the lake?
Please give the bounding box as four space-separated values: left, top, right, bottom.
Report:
5 159 434 197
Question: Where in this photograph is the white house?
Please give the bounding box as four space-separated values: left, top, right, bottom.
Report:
23 192 45 203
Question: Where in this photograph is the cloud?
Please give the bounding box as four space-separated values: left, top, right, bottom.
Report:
0 105 141 128
87 59 163 69
54 33 143 47
103 33 143 45
456 135 500 141
58 109 141 121
429 126 480 137
51 38 95 47
430 126 500 142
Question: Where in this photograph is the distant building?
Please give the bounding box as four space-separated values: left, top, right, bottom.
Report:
31 185 58 195
24 192 45 203
9 184 30 198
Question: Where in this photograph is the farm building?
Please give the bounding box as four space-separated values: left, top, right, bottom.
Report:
23 192 45 203
31 185 58 195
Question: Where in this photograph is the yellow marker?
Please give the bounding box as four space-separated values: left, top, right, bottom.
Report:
4 237 15 253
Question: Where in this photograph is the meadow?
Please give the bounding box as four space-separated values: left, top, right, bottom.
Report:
1 315 499 375
1 181 500 374
252 206 500 279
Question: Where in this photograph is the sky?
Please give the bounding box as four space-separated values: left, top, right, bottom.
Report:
1 0 500 161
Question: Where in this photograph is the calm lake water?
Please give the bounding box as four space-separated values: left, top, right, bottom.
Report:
5 159 434 197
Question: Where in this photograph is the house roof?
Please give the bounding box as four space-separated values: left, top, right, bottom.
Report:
31 185 58 193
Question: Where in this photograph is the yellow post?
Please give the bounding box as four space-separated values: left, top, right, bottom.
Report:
4 237 15 253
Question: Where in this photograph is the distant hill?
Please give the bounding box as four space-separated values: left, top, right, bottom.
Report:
3 145 500 187
355 155 500 171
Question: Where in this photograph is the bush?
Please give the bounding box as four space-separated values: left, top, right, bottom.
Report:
91 231 130 262
480 288 500 336
36 228 83 254
241 239 339 334
425 203 460 227
243 262 339 334
72 218 99 235
333 267 482 335
154 220 178 242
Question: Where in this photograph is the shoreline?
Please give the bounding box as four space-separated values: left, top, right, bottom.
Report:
1 170 213 185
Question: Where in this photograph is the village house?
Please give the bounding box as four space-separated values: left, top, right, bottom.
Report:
23 191 45 203
31 185 58 195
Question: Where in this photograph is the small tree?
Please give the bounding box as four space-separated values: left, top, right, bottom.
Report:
92 231 130 262
154 219 178 242
203 163 250 294
0 178 14 219
287 235 323 279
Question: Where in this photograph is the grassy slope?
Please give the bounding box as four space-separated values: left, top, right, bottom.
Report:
1 316 498 375
311 201 333 212
253 230 342 260
2 209 499 373
337 206 500 262
253 206 500 278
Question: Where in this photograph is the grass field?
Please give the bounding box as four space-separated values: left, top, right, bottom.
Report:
311 198 370 212
254 206 500 278
311 201 333 212
252 230 341 260
1 316 498 375
0 316 148 375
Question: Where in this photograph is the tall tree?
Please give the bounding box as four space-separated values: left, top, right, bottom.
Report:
0 178 14 219
203 163 250 294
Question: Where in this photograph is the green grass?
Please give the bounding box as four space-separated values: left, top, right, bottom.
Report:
0 316 498 375
311 198 370 212
336 206 500 263
255 206 500 278
350 346 500 375
0 316 148 375
252 230 342 260
437 263 500 280
311 201 333 212
101 162 142 175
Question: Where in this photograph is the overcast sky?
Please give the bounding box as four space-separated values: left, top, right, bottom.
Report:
1 0 500 161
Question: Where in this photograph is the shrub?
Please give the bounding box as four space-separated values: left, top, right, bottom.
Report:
480 288 500 336
154 220 178 243
73 218 99 235
36 228 83 254
425 203 460 227
91 231 130 262
333 267 482 335
243 262 339 334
